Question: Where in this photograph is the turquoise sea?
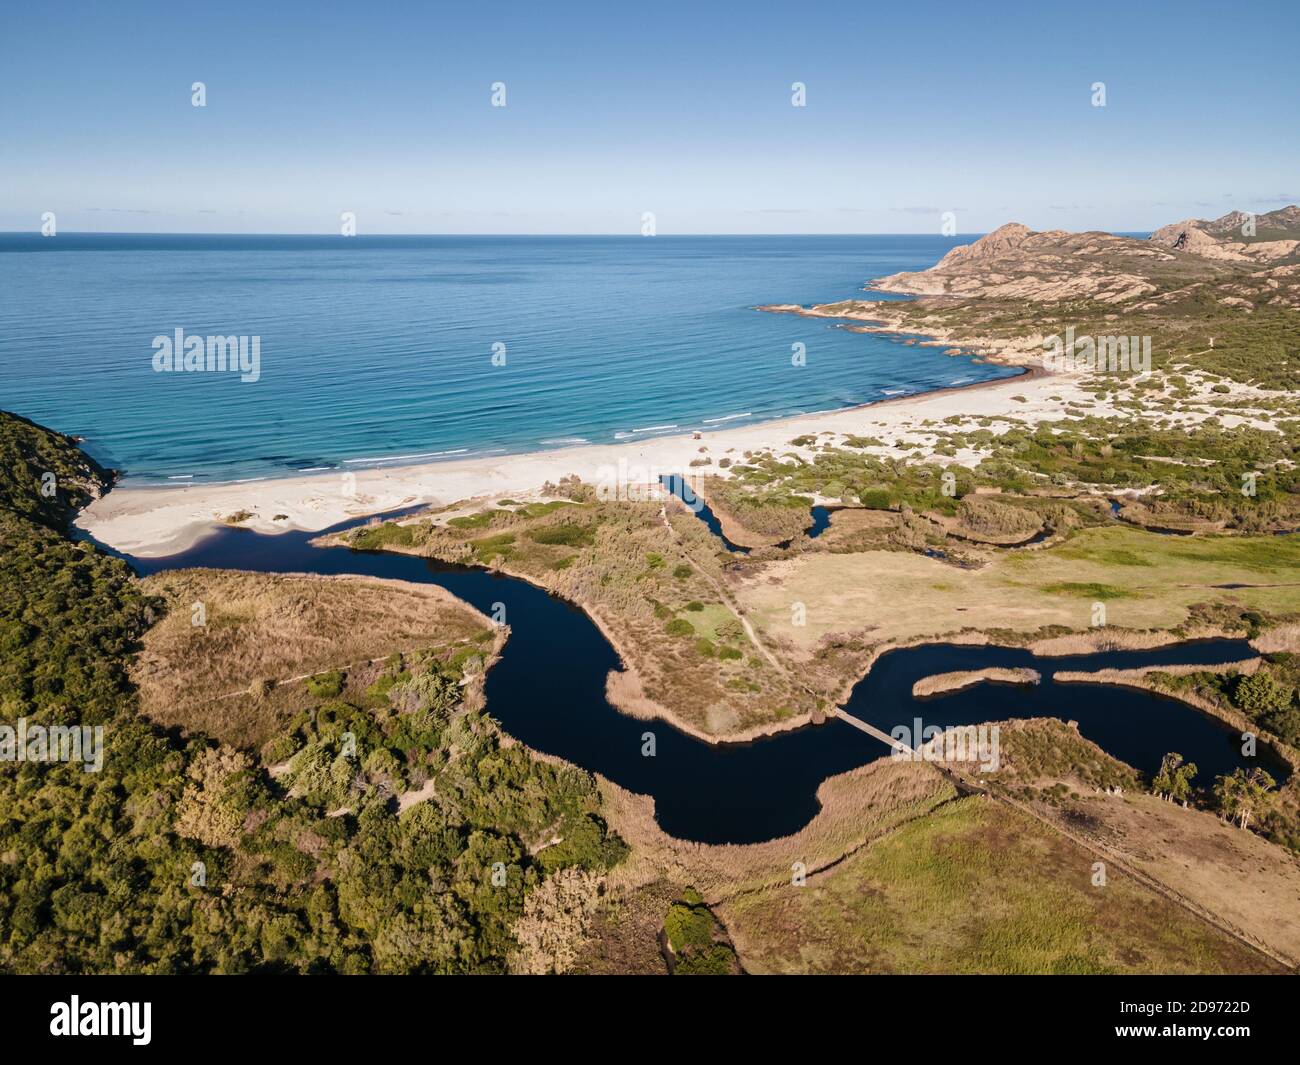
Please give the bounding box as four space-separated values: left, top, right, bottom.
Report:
0 234 1015 484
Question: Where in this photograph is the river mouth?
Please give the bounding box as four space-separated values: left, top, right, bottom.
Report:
116 514 1287 845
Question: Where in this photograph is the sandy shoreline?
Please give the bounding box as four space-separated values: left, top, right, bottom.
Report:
76 280 1094 558
78 355 1085 557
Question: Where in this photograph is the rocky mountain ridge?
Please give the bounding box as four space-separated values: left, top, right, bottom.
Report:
871 207 1300 309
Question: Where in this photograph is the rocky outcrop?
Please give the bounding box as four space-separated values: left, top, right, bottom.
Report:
1149 206 1300 263
932 222 1036 268
868 206 1299 306
871 227 1177 303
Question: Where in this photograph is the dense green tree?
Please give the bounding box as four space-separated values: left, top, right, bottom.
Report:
0 410 626 974
1152 752 1198 805
1214 767 1278 831
1234 671 1293 717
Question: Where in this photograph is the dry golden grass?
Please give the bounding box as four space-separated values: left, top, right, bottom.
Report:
717 794 1282 974
1028 629 1205 655
736 526 1300 671
1254 623 1300 654
1027 790 1300 967
913 667 1040 698
958 718 1300 968
134 569 493 749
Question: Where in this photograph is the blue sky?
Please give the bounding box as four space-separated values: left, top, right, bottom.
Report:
2 0 1296 234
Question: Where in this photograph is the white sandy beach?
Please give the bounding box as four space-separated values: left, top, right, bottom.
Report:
78 365 1102 557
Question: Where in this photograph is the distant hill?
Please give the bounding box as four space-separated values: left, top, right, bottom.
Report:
872 221 1236 303
839 207 1300 391
1149 206 1300 259
1203 206 1300 241
871 208 1300 312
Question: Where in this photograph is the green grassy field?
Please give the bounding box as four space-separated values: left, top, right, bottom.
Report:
719 796 1278 974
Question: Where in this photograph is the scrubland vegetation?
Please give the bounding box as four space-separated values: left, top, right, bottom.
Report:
729 415 1300 534
871 270 1300 390
0 411 625 973
341 492 821 738
699 476 814 545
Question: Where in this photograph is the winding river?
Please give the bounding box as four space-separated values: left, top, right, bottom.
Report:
118 513 1286 845
659 474 834 553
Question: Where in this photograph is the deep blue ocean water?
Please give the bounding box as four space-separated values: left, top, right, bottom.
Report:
0 233 1016 484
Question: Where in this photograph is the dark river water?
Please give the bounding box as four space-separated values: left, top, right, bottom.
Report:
659 474 833 553
118 514 1284 844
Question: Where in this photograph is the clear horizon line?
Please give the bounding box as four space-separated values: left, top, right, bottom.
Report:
0 228 1154 239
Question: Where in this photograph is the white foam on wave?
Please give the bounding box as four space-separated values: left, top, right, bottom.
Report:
343 448 469 466
616 427 683 441
703 412 752 424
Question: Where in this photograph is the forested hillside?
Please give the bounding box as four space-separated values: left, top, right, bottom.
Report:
0 410 623 973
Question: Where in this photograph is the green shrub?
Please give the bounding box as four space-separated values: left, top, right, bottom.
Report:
535 814 628 873
448 510 501 530
676 945 736 975
0 409 631 975
350 522 416 550
527 522 594 547
664 902 714 953
305 671 346 699
1234 671 1293 716
471 532 517 562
